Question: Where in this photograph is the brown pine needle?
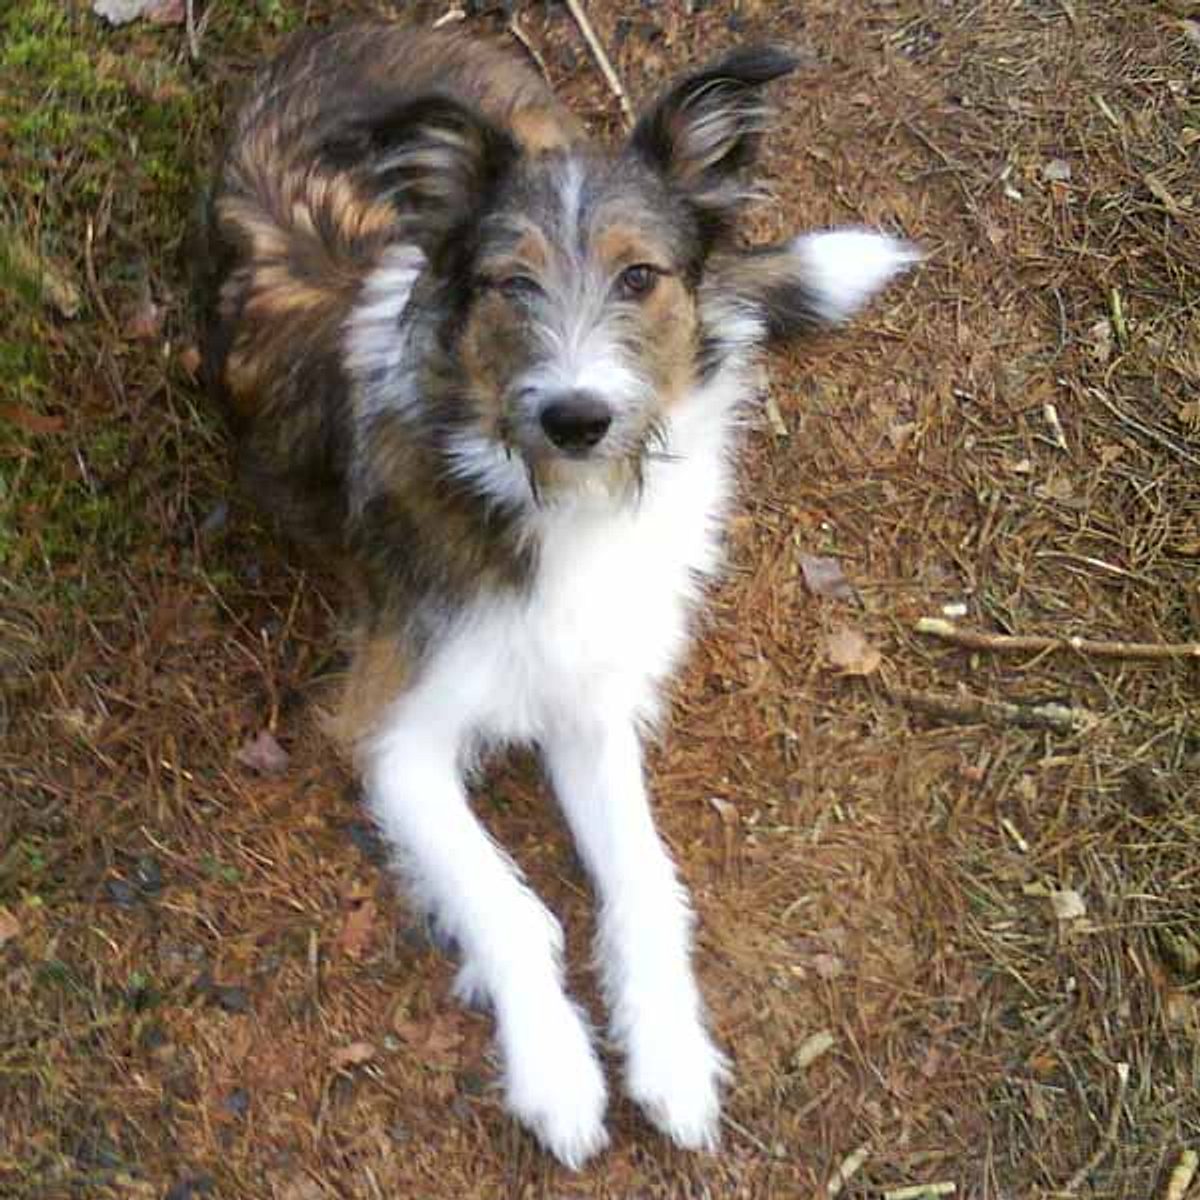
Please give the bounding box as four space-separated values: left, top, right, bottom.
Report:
1062 1062 1130 1194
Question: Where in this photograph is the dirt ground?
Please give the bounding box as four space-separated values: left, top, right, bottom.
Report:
2 1 1199 1197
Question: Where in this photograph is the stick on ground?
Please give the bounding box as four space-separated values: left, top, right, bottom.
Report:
916 618 1200 662
564 0 635 128
1061 1062 1129 1193
889 685 1095 733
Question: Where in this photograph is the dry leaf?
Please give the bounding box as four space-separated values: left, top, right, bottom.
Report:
822 626 882 676
810 952 844 980
279 1175 325 1200
0 906 19 946
794 1029 835 1070
1037 473 1075 503
335 898 377 960
1048 889 1086 921
0 404 65 435
393 1013 464 1063
124 296 164 341
330 1041 375 1070
1086 318 1113 364
178 345 202 378
235 730 290 775
1177 399 1200 430
799 555 853 601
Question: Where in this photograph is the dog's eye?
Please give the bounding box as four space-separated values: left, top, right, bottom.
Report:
617 263 660 301
495 275 543 302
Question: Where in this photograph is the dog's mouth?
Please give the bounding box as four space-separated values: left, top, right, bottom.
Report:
506 413 672 507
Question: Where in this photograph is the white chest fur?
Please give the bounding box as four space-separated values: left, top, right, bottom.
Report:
413 373 745 751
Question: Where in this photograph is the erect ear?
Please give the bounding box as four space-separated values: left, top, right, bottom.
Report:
318 94 519 246
628 46 798 241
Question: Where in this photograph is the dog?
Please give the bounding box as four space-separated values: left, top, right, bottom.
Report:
196 20 916 1167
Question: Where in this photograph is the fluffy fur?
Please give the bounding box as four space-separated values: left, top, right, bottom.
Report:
197 21 917 1167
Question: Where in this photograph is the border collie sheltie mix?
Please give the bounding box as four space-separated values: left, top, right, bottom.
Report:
197 21 916 1166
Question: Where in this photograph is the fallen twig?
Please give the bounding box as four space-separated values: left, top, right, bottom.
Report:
507 13 552 85
720 1113 778 1158
916 618 1200 662
1062 1062 1129 1193
84 218 120 337
1164 1150 1198 1200
1087 386 1200 470
883 1184 956 1200
184 0 200 62
890 684 1095 733
564 0 634 129
827 1145 870 1197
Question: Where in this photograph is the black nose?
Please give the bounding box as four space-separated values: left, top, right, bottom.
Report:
539 392 613 454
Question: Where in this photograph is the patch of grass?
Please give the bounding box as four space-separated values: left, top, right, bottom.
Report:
0 2 216 613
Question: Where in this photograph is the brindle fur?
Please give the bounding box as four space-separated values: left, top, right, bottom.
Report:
197 21 807 740
195 20 916 1163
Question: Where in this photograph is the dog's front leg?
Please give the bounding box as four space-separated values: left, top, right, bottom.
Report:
365 709 608 1167
545 713 728 1150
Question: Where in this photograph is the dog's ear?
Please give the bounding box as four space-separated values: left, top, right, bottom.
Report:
320 94 519 245
629 46 798 242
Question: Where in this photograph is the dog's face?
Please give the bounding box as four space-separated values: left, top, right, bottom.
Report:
456 152 703 491
344 47 915 504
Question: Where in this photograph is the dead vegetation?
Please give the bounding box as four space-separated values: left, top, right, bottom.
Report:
1 1 1197 1197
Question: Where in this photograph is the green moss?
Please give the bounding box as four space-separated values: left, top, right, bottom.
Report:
0 1 217 611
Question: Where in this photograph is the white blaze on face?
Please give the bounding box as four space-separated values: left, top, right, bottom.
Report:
513 157 652 435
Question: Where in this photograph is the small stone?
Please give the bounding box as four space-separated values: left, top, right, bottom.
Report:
222 1088 250 1118
105 878 139 908
198 501 228 539
134 855 163 894
458 1069 487 1096
165 1176 214 1200
139 1023 169 1053
345 820 387 866
214 985 250 1014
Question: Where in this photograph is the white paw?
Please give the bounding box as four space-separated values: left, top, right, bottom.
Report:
501 994 609 1169
625 1014 729 1151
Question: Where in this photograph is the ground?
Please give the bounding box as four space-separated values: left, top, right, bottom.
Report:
2 1 1198 1197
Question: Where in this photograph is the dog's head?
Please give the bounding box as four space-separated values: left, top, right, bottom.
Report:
344 47 917 505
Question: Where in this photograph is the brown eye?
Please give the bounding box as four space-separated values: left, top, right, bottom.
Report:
617 263 659 300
